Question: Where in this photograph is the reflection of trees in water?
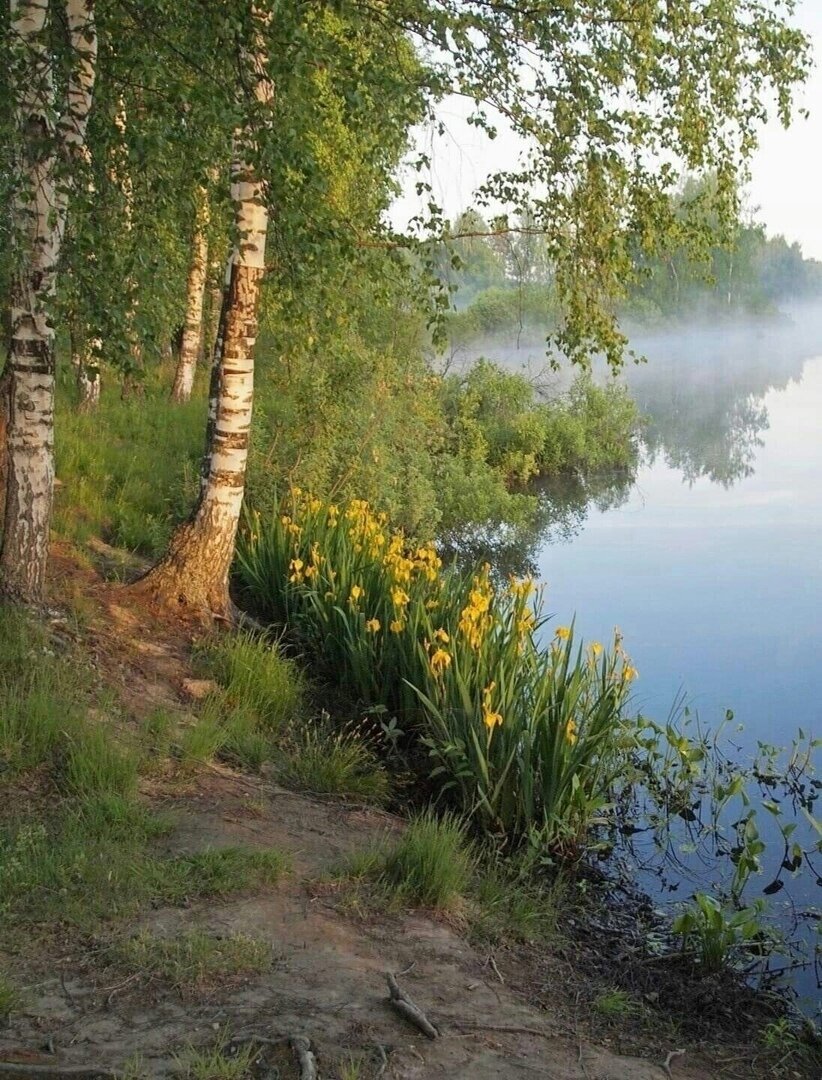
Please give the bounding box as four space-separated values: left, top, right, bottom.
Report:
447 311 822 569
443 468 636 578
625 318 813 488
641 387 769 487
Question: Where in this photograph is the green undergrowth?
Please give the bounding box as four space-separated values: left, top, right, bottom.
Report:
238 489 638 854
0 607 289 943
52 353 640 568
279 719 391 803
323 809 561 944
174 1030 259 1080
54 368 204 558
184 631 392 802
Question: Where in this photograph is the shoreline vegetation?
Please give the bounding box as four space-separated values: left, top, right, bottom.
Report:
1 369 816 1075
4 213 822 1076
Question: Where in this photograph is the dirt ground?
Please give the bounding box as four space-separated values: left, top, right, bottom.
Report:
0 548 787 1079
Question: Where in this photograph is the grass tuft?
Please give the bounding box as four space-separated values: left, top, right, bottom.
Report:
471 862 561 945
381 809 472 910
116 930 271 995
194 630 305 734
592 988 643 1020
160 847 289 901
59 726 140 799
281 721 390 804
174 1028 258 1080
0 975 23 1020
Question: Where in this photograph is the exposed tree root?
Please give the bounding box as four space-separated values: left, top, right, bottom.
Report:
386 972 439 1039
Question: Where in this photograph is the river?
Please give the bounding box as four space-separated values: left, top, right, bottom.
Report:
469 310 822 1015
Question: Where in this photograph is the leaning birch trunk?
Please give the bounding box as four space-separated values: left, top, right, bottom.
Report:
1 0 97 603
137 16 272 618
171 185 211 402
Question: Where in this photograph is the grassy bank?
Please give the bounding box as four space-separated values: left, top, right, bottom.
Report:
1 572 819 1076
51 354 639 562
0 608 292 941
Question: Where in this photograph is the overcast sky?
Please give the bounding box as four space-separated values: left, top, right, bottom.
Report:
394 1 822 259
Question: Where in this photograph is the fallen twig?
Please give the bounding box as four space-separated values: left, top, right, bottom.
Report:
291 1036 318 1080
386 973 438 1039
373 1043 389 1079
662 1048 686 1079
485 954 504 985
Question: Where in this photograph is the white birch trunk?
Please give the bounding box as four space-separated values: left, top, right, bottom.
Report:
139 11 272 617
1 0 97 603
171 185 211 402
110 98 142 381
71 337 102 411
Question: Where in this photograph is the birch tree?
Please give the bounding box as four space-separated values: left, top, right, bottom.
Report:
137 8 273 616
134 0 808 618
171 180 213 402
1 0 97 603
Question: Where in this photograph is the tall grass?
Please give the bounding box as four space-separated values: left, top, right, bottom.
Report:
0 608 289 936
186 630 306 770
237 490 638 852
194 631 304 729
282 720 390 803
53 369 203 555
381 809 473 909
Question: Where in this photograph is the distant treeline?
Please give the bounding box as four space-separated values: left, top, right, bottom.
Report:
441 182 822 344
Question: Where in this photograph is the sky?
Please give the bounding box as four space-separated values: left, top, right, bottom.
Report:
394 0 822 259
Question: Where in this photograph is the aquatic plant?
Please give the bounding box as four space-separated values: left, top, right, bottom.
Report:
237 489 637 852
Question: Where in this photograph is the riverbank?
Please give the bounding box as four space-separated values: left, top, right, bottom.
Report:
1 542 819 1079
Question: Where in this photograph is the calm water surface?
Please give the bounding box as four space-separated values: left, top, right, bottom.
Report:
483 314 822 1012
539 350 822 750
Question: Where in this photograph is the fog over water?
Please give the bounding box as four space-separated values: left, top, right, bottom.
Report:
449 306 822 1012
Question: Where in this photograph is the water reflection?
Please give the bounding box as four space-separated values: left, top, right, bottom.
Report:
443 468 636 578
625 319 810 488
447 307 822 574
